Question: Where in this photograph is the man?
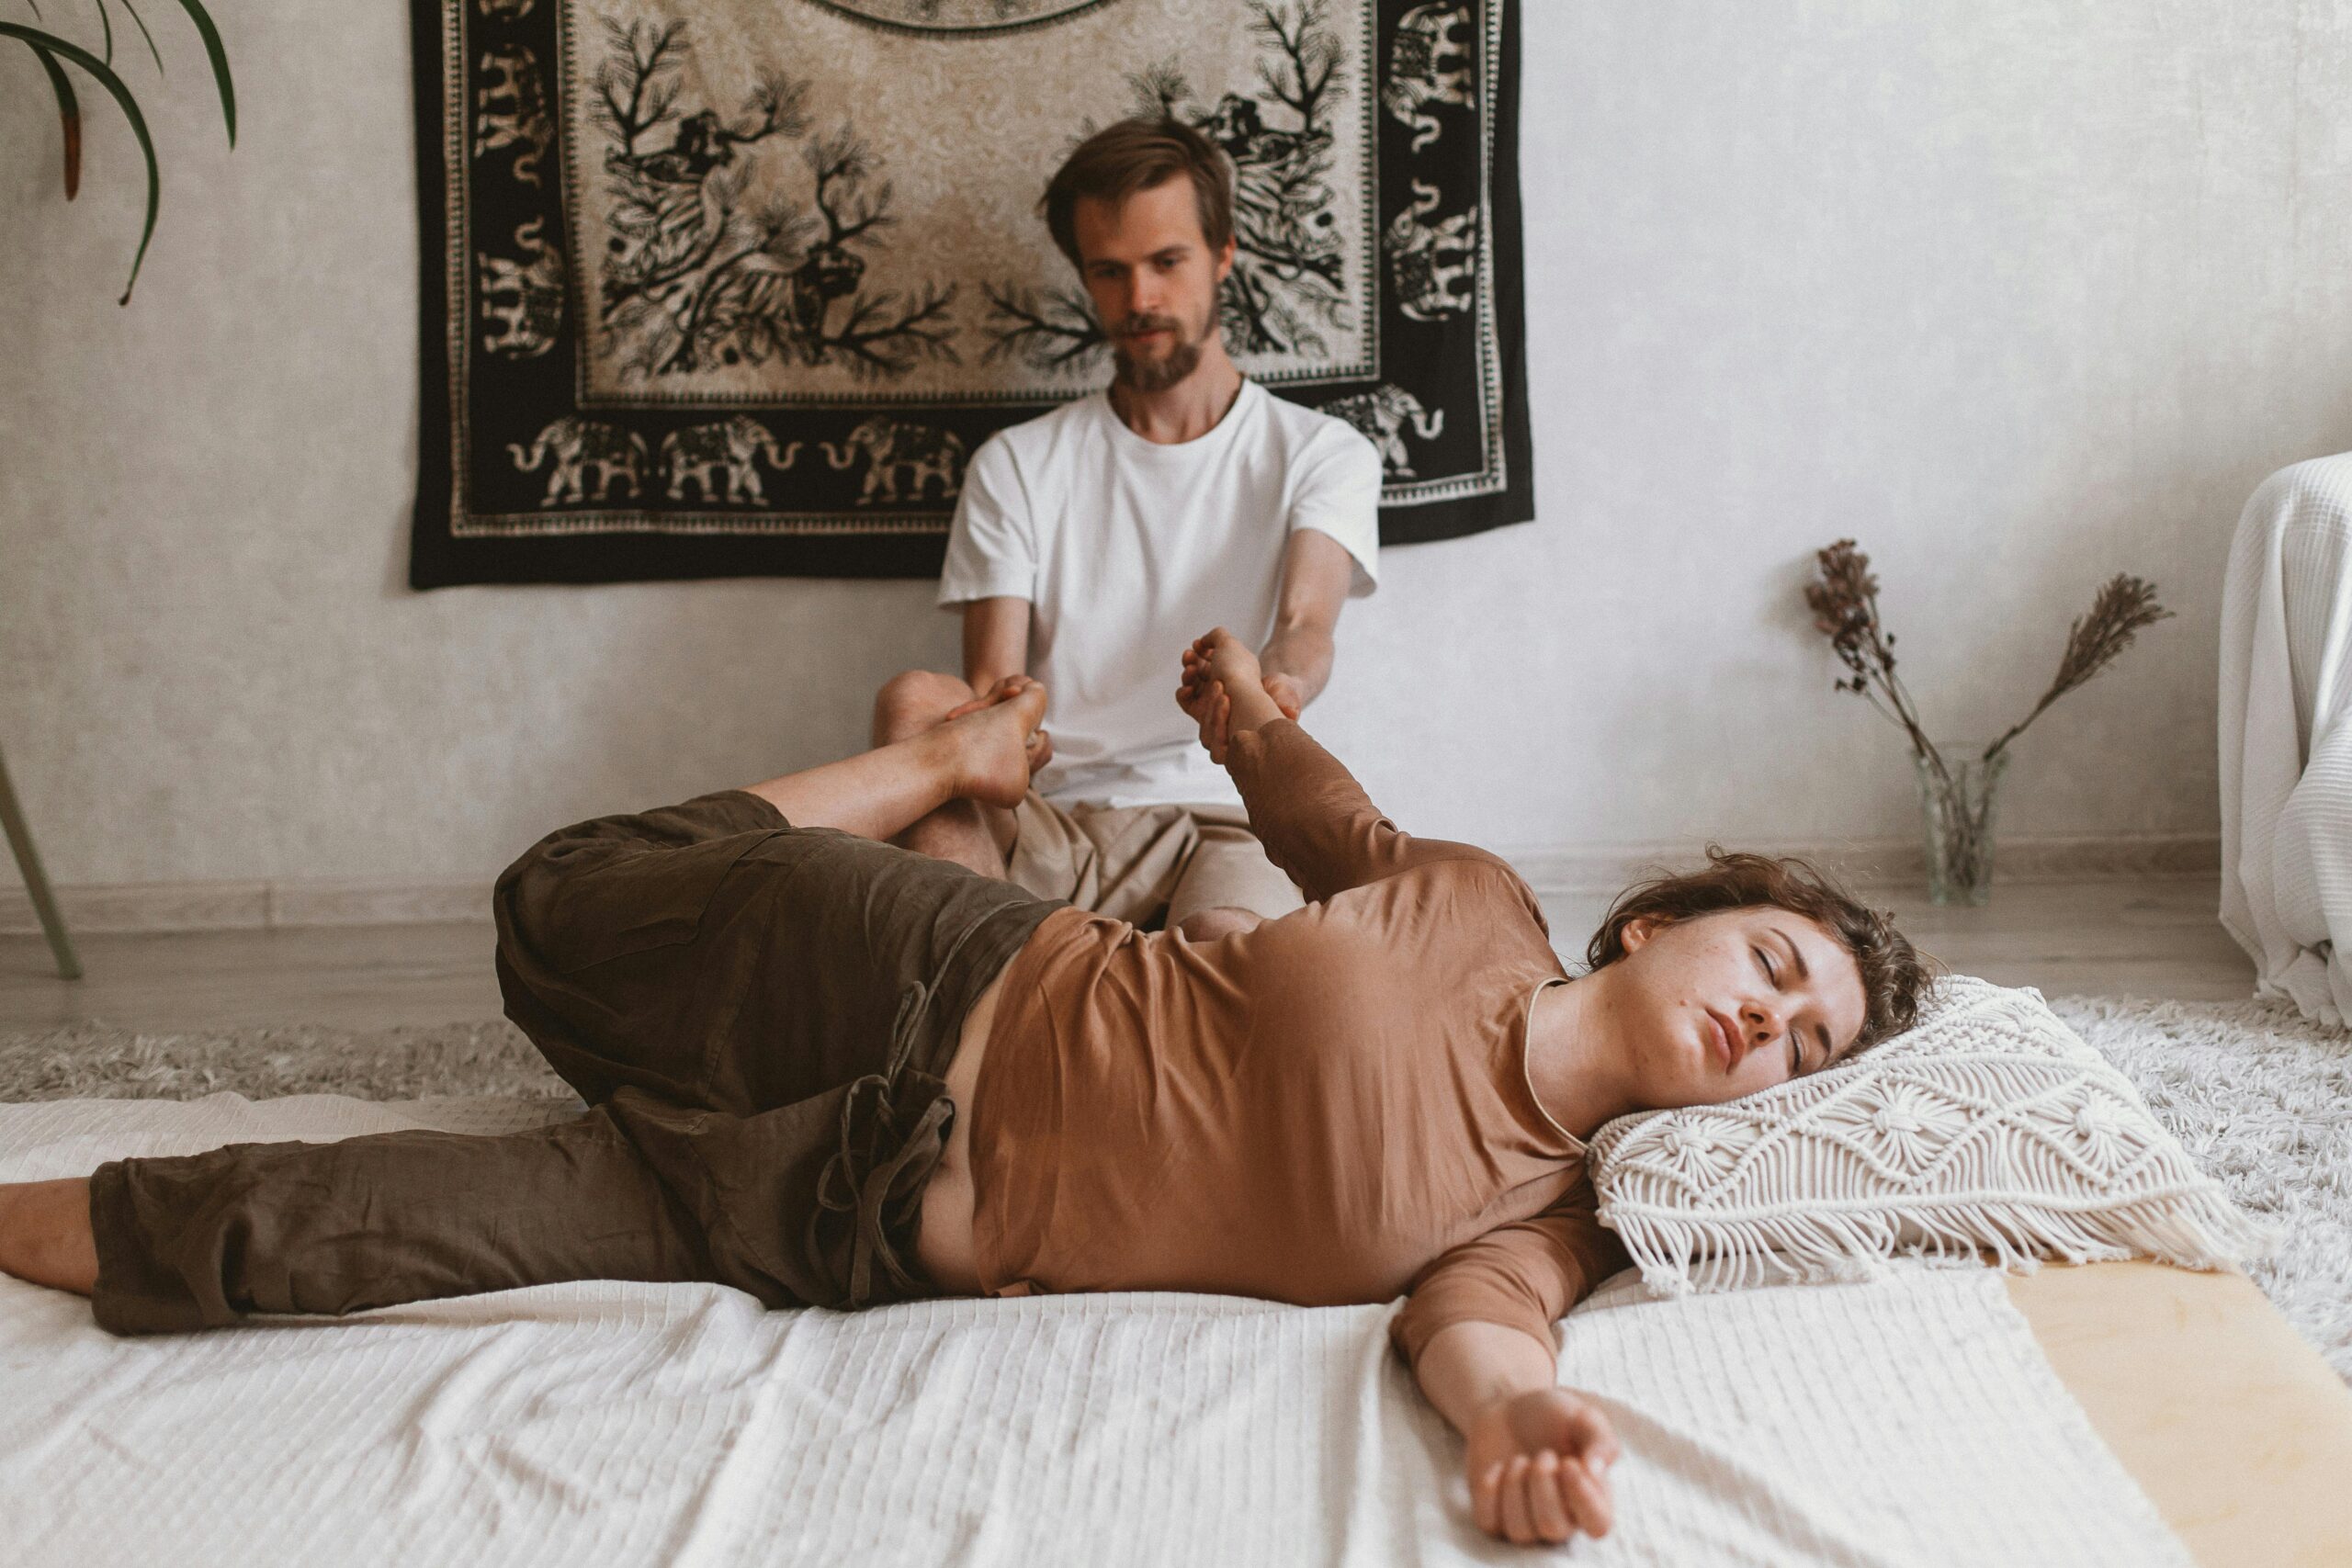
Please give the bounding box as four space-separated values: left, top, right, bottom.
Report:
872 116 1384 939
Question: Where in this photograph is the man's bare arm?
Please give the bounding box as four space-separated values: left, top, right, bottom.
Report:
961 596 1033 695
1257 529 1355 717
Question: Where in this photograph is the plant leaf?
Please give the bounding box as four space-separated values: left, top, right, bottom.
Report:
91 0 109 64
21 39 84 198
170 0 232 144
119 0 163 75
0 21 162 302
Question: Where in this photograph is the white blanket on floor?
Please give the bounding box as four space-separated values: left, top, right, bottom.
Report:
0 1094 2190 1568
2221 454 2352 1028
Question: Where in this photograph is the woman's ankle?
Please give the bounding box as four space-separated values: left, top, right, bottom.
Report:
0 1179 100 1295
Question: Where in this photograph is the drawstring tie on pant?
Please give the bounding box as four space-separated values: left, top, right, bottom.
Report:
812 981 954 1307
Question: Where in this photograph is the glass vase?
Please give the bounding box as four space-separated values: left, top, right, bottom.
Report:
1914 743 2007 907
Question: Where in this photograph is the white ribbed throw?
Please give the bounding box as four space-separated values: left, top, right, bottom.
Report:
1589 977 2275 1297
0 1093 2189 1566
2221 454 2352 1029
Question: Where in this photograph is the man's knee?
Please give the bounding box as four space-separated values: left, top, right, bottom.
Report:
871 669 978 746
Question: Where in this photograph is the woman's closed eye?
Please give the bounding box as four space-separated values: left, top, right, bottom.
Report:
1755 945 1803 1076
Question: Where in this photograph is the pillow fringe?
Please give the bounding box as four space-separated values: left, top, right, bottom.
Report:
1602 1178 2278 1299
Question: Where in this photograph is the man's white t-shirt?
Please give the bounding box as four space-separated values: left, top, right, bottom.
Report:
937 379 1383 809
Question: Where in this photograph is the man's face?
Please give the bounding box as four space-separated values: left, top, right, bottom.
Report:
1070 176 1234 394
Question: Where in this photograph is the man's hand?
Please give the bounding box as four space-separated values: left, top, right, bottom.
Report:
1260 671 1306 722
1464 1386 1618 1546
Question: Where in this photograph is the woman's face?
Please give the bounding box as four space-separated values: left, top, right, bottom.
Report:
1611 908 1869 1109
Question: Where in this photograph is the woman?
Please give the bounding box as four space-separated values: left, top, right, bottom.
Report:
0 630 1926 1548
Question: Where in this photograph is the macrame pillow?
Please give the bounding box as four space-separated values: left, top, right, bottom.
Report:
1586 976 2274 1296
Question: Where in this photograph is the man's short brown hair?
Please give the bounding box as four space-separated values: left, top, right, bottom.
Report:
1040 117 1234 269
1586 848 1933 1057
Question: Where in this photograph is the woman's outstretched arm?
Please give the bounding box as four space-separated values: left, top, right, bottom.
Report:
1175 629 1539 908
1390 1173 1631 1546
1415 1320 1618 1546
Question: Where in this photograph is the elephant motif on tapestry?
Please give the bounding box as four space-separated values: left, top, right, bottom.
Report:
1325 384 1445 478
660 418 804 504
474 43 553 186
1383 5 1476 153
1383 178 1477 322
509 418 651 504
820 417 967 506
477 217 565 358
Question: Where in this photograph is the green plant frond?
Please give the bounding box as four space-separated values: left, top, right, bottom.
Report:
172 0 232 143
0 21 161 302
90 0 107 62
23 39 84 197
119 0 162 75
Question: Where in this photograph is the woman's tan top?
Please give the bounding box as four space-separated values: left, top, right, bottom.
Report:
970 719 1628 1368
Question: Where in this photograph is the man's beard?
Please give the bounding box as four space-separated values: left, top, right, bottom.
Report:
1110 285 1221 393
1114 331 1203 394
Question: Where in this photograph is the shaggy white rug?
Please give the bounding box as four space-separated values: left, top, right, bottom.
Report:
0 1019 572 1103
5 995 2346 1380
2049 993 2352 1382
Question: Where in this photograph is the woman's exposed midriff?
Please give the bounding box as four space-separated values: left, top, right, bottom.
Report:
913 962 1008 1295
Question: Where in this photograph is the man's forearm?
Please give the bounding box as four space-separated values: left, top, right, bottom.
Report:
1257 626 1335 709
961 596 1032 694
1412 1319 1560 1437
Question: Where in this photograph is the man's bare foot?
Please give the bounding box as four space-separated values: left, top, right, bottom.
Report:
937 678 1051 808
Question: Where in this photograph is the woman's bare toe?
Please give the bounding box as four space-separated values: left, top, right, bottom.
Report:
943 676 1037 725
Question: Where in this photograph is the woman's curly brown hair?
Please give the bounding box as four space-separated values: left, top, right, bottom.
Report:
1586 848 1932 1057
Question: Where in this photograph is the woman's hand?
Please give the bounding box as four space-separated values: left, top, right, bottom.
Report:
1184 628 1262 694
1176 629 1277 763
1175 650 1238 765
1464 1386 1618 1546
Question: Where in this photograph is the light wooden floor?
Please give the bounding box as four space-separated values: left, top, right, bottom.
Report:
0 875 2256 1032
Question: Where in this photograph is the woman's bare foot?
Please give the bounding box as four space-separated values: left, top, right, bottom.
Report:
944 677 1054 779
937 678 1051 808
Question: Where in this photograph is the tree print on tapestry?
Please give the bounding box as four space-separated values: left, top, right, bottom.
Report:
410 0 1529 586
588 18 961 382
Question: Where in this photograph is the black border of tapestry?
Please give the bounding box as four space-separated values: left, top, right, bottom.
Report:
408 0 1530 588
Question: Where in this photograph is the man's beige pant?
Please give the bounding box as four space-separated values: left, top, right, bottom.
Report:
1004 795 1305 928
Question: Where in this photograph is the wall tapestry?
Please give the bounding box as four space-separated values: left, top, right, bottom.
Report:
408 0 1529 586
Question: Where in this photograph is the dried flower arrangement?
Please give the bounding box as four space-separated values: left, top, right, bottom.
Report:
1804 540 2174 901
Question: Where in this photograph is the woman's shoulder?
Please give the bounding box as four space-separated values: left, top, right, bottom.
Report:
1388 845 1555 942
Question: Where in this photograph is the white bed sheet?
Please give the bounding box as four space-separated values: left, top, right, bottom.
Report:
0 1094 2190 1567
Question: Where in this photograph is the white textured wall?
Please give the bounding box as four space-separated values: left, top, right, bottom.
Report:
4 1 2349 894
